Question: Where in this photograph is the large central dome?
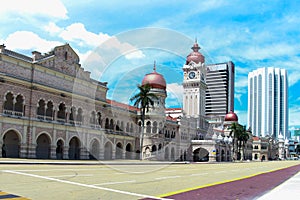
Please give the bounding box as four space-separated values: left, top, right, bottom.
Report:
141 63 166 90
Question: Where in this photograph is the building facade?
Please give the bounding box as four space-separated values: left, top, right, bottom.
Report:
248 67 288 139
206 61 235 117
0 41 238 162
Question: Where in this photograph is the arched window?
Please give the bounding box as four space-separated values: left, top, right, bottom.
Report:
57 103 66 122
64 52 68 60
105 118 109 129
116 120 120 131
109 119 114 130
138 121 142 133
69 106 76 124
97 112 102 126
45 101 53 120
37 99 46 118
146 121 151 133
14 94 24 115
4 92 14 112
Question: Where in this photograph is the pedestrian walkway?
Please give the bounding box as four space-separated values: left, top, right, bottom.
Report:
256 170 300 199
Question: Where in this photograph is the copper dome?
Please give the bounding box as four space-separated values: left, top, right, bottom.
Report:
142 63 166 90
224 111 238 122
186 41 205 65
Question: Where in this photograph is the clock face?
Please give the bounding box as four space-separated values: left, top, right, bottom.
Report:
189 71 196 79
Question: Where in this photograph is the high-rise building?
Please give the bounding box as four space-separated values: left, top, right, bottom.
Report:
205 61 235 117
248 67 288 139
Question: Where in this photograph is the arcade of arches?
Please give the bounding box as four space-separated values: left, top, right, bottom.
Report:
1 129 181 161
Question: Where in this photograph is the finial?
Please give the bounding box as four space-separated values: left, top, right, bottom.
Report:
195 37 197 44
153 60 156 72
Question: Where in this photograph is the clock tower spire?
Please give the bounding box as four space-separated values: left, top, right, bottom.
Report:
182 40 206 117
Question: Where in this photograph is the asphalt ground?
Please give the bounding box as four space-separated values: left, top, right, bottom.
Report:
0 159 299 200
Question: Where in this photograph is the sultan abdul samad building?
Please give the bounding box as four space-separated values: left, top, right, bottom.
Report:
0 41 237 162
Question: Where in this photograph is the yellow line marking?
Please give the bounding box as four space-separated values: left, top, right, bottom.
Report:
158 165 295 198
0 191 9 195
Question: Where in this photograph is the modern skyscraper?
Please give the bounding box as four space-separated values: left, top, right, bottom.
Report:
205 61 235 117
248 67 288 139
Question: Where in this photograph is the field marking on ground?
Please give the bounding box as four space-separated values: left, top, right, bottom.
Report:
3 170 172 200
215 171 227 174
93 180 136 186
190 173 209 176
11 168 110 172
157 165 295 198
48 174 93 178
155 176 181 180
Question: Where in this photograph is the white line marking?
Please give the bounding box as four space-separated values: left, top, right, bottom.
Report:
155 176 181 180
49 174 93 178
190 173 209 176
12 168 110 172
215 171 226 174
93 180 136 186
4 170 172 200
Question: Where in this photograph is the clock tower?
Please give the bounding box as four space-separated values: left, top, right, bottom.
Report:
182 40 206 118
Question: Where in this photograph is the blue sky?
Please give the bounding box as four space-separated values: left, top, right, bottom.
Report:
1 0 300 130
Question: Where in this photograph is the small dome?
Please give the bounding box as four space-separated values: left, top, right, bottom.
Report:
186 41 205 65
224 111 238 122
141 62 166 90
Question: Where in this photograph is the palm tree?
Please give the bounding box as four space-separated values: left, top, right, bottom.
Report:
130 84 158 160
229 123 249 161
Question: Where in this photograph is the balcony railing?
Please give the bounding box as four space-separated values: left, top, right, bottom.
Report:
3 110 23 117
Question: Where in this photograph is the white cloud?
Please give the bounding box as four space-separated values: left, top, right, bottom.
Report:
0 0 67 19
44 22 62 35
4 31 62 52
59 23 111 47
237 43 298 61
166 83 183 108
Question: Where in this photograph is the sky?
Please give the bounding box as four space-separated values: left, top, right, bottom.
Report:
1 0 300 131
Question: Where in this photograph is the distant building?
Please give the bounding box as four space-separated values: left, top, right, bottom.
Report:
247 67 288 139
206 61 235 117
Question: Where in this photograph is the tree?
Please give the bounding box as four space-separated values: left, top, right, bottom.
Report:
229 123 250 161
130 84 158 160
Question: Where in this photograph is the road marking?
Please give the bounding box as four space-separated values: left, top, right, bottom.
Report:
155 176 181 180
12 168 110 172
48 174 93 178
4 170 171 200
190 173 208 176
215 171 226 174
93 180 136 186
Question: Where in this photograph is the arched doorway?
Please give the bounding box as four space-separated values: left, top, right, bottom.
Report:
115 142 123 159
2 130 20 158
125 143 132 159
104 142 113 160
193 148 209 162
36 133 51 159
69 137 80 160
56 140 64 159
89 139 100 160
